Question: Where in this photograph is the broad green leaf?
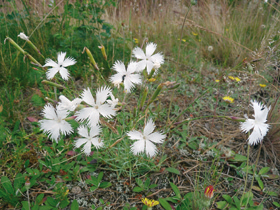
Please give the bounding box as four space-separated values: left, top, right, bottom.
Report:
21 201 30 210
222 195 232 204
35 193 44 204
71 200 79 210
149 184 158 189
233 196 240 209
256 177 264 190
136 178 143 187
258 167 270 175
1 176 14 195
264 191 278 196
90 186 98 191
159 198 173 210
99 182 112 188
166 167 180 175
230 154 247 162
97 172 103 183
216 201 228 209
170 182 181 198
273 202 280 207
14 173 25 192
144 178 150 188
31 204 39 210
133 187 143 192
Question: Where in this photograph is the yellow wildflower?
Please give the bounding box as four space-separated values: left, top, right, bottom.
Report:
141 198 159 207
228 76 235 80
215 80 220 83
192 32 198 36
134 38 139 44
234 77 241 82
177 39 186 42
226 28 229 32
148 78 156 82
259 84 266 88
223 96 234 103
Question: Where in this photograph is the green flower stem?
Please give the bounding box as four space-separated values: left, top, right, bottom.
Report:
5 37 42 66
41 80 65 89
147 207 152 210
5 37 26 54
241 143 250 206
145 83 163 110
27 40 45 59
139 87 148 110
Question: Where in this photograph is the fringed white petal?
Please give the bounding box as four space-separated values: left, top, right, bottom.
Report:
43 58 58 67
89 125 101 138
81 88 96 106
148 132 166 143
46 68 59 80
132 47 146 59
144 119 155 136
146 60 155 74
131 140 145 155
96 86 111 105
78 126 89 138
98 104 116 118
58 67 70 80
145 140 157 157
127 61 138 74
127 130 143 140
63 57 76 67
145 42 157 57
42 104 57 120
113 60 126 74
57 52 67 64
90 137 104 149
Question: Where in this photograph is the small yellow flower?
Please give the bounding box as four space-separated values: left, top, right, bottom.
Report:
177 39 186 42
192 31 198 36
223 96 234 103
234 77 241 82
134 38 139 44
226 28 229 32
215 80 220 83
228 76 235 80
148 78 156 82
199 39 201 42
259 84 266 88
141 198 159 207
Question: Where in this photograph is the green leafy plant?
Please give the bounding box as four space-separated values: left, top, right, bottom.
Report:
0 173 26 207
86 172 112 191
133 177 158 193
216 192 263 210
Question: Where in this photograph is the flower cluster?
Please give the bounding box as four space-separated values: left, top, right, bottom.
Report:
38 42 166 157
110 42 164 93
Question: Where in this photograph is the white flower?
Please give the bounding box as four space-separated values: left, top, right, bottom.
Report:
75 125 103 155
39 104 73 142
132 42 164 74
76 87 116 126
240 100 270 145
110 61 142 93
127 119 166 157
43 52 76 80
107 93 119 108
18 32 29 41
57 95 82 111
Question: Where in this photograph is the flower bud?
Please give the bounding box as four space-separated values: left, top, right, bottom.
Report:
204 185 214 199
